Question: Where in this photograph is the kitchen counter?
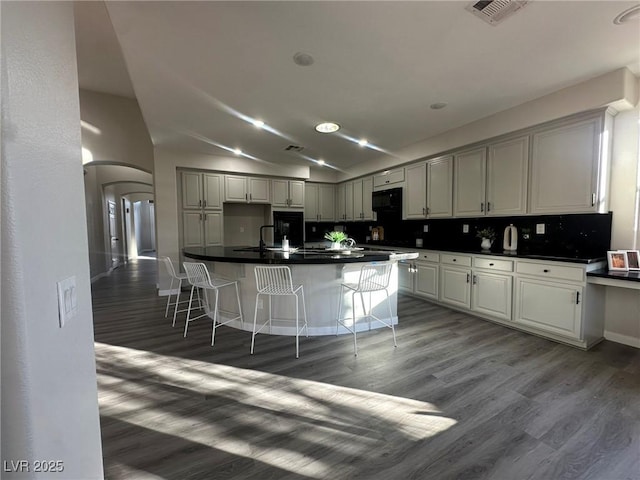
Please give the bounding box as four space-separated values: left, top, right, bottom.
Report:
182 246 418 338
363 242 604 264
587 269 640 290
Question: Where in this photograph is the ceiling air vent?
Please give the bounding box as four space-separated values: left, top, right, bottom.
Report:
465 0 529 26
284 145 304 152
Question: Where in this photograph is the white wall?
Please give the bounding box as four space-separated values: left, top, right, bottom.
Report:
223 203 271 246
1 2 103 477
80 88 154 172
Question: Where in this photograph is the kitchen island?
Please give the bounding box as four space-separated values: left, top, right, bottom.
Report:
182 246 418 336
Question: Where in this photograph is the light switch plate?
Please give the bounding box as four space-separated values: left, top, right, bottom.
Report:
463 224 469 233
536 223 545 234
423 225 429 233
57 276 78 327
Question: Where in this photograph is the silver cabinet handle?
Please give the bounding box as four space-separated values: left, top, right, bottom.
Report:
426 207 430 215
576 292 581 304
250 193 252 201
199 213 202 221
472 275 477 284
487 202 491 212
466 273 470 283
204 214 207 221
199 200 202 207
245 193 248 201
422 207 426 216
203 200 207 208
591 193 596 207
480 202 484 213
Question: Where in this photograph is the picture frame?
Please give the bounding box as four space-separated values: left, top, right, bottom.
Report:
623 250 640 271
607 250 628 271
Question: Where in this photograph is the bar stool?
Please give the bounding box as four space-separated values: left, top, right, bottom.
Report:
336 261 397 356
161 256 192 327
183 262 243 347
251 265 308 358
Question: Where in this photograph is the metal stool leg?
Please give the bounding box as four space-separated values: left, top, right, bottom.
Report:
295 294 299 358
251 292 260 354
386 288 397 347
184 285 196 337
165 276 174 317
300 286 308 337
172 278 182 327
352 291 358 356
336 284 345 335
211 289 219 346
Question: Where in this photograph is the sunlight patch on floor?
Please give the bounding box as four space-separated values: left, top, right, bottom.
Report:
96 342 457 478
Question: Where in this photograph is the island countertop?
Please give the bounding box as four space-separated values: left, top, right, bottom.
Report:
183 246 415 264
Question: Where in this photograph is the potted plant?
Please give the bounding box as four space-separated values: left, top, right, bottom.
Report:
324 231 348 250
476 227 496 250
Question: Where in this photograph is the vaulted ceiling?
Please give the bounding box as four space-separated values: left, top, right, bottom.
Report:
75 1 640 173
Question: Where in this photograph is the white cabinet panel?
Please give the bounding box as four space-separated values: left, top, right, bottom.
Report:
353 180 363 220
415 263 438 300
405 162 426 219
318 184 335 221
345 181 354 221
182 212 204 247
515 278 582 339
225 175 248 202
440 266 471 309
487 136 528 215
272 179 289 207
427 156 453 218
361 177 374 221
398 262 414 293
336 183 347 221
454 148 486 217
203 174 222 209
249 177 270 203
203 211 223 246
472 272 512 321
182 172 203 209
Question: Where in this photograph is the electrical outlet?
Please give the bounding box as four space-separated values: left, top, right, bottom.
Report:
57 276 78 327
463 224 469 233
423 224 429 233
536 223 545 235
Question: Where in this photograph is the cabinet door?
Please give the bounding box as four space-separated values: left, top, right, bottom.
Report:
454 148 486 217
405 162 427 219
182 211 204 247
361 177 375 221
487 136 528 216
225 175 248 202
203 174 222 210
398 262 414 293
248 177 270 203
272 179 290 207
471 272 512 321
345 181 355 221
514 278 582 339
427 156 453 218
304 183 319 221
440 266 471 309
289 180 305 208
352 180 364 220
415 263 438 300
182 172 203 209
318 184 335 221
336 183 347 221
203 211 223 246
529 117 600 214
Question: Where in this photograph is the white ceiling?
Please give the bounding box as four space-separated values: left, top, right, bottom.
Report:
75 1 640 172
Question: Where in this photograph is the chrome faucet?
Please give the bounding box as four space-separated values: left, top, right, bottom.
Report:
259 225 274 253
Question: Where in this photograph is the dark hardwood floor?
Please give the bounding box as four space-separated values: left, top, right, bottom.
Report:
92 257 640 480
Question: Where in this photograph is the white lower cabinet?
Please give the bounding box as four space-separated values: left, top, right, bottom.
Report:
182 211 223 247
514 278 582 339
471 271 512 321
440 266 471 309
398 261 414 292
415 262 439 300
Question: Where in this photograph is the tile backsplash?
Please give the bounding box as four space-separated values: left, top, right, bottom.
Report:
307 212 612 259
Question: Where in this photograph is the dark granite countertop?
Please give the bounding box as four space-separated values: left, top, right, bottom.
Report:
183 246 398 264
587 269 640 282
363 242 605 264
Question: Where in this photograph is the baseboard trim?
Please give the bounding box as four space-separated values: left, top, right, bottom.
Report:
91 271 110 283
604 330 640 348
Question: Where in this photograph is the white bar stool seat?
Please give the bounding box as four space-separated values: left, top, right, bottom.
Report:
336 261 397 356
251 265 308 358
183 262 243 347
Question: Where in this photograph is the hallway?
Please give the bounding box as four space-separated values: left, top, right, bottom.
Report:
92 258 640 480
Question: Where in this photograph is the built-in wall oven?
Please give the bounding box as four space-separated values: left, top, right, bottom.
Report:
273 211 304 247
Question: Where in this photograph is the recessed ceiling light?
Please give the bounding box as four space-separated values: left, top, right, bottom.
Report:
315 122 340 134
252 120 264 128
430 102 448 110
317 159 325 166
233 148 242 155
358 139 368 147
614 4 640 24
293 52 315 67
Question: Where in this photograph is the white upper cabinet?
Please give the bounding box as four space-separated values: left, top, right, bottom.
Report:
305 183 335 221
336 183 348 221
224 175 270 203
486 136 529 216
273 179 304 208
454 148 486 217
427 156 453 218
529 111 611 214
182 172 222 210
404 162 427 219
351 177 375 221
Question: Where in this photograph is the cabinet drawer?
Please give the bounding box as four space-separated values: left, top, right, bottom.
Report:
415 252 440 263
516 261 584 282
473 257 513 272
373 169 405 188
441 253 472 267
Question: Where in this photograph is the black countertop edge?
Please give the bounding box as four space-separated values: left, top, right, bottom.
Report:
183 246 393 264
361 243 604 264
587 269 640 282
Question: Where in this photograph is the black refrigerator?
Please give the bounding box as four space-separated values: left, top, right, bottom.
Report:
273 211 304 247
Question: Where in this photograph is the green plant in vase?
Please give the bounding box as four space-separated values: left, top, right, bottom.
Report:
324 231 348 250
